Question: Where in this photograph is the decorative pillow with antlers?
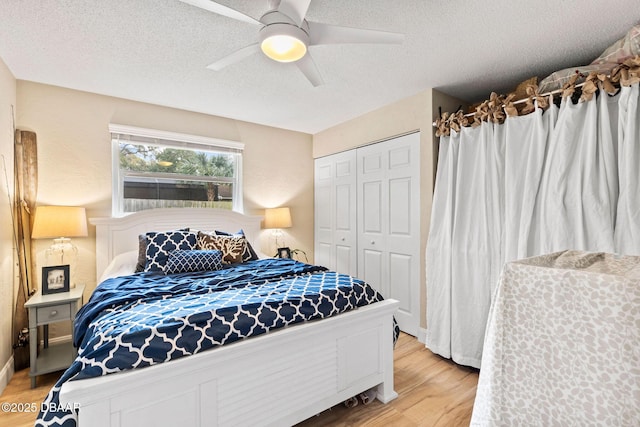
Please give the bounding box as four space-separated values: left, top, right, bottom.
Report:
197 231 250 264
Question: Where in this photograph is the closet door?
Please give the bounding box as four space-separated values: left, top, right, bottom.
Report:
314 150 357 276
357 133 420 335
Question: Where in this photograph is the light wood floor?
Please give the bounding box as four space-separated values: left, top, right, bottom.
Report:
0 333 478 426
297 333 479 426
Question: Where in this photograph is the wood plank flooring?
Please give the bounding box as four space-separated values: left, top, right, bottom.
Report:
297 333 479 426
0 369 60 427
0 333 478 426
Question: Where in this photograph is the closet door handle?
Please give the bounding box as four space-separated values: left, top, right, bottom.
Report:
371 240 375 245
341 237 345 241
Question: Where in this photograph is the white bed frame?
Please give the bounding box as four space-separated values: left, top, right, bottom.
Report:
60 208 398 427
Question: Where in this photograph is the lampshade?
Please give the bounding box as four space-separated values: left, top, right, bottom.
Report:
264 207 292 229
32 206 88 239
260 24 308 63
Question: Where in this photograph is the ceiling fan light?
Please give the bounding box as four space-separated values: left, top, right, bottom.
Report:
260 23 308 63
262 35 306 62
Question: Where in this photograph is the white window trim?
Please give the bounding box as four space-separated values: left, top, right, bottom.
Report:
109 124 245 152
110 124 244 216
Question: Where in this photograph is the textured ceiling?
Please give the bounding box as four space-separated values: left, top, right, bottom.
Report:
0 0 638 134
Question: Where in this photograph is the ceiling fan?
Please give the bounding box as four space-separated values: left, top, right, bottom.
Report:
179 0 404 86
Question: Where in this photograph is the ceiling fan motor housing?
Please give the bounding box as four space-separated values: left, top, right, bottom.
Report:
259 11 310 62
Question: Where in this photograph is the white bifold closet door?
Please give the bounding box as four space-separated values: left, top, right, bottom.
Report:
357 132 420 336
314 150 358 277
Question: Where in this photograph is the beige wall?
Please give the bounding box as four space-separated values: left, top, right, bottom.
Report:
0 57 16 390
15 82 315 303
312 88 466 334
4 75 464 374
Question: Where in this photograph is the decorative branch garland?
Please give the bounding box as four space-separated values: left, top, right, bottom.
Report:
434 56 640 137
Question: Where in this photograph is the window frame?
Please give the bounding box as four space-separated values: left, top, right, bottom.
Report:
109 124 244 216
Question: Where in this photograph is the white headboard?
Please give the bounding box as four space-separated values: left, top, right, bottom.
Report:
90 208 263 280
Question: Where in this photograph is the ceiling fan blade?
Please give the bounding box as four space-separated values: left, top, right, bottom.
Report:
277 0 312 27
307 21 404 45
206 43 261 71
179 0 261 26
295 53 324 87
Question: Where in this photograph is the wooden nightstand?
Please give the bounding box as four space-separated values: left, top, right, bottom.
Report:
24 284 85 388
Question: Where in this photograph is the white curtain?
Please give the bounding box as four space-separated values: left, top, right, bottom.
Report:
426 124 504 367
615 84 640 254
536 93 618 254
503 105 556 262
426 85 640 368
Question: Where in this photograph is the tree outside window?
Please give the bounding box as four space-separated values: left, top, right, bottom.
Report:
117 142 238 213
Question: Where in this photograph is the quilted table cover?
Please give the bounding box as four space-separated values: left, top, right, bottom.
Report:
471 250 640 426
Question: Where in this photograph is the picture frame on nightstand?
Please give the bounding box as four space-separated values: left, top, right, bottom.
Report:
42 264 70 294
277 247 292 259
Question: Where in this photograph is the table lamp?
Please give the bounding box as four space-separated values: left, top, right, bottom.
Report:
31 205 88 287
264 207 292 253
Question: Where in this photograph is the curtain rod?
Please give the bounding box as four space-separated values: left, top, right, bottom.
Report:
432 79 596 127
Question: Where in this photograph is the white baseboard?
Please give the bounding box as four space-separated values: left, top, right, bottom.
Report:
416 327 427 344
0 335 71 395
0 355 15 396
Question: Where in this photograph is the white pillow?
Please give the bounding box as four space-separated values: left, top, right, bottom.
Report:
99 250 139 283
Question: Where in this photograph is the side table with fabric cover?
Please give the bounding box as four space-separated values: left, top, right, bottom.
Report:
471 250 640 426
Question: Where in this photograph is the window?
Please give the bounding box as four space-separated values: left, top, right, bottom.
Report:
110 124 244 216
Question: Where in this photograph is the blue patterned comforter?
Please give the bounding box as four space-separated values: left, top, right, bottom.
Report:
36 258 395 426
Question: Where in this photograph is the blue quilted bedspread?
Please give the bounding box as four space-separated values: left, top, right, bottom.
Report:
36 258 396 426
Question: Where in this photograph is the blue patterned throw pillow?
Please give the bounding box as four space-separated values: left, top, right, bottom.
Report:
144 230 197 272
136 228 190 272
164 250 223 274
